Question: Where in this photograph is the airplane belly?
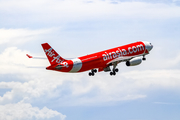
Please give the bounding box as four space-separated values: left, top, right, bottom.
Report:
69 58 82 73
78 55 103 72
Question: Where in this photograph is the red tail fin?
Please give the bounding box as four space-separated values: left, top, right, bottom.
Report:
41 43 67 65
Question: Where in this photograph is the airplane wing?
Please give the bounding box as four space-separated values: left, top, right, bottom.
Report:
106 53 146 65
107 56 133 65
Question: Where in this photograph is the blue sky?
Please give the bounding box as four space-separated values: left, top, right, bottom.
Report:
0 0 180 120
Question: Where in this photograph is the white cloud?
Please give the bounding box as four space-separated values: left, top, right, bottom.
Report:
121 69 180 89
0 47 48 75
165 53 180 67
0 28 55 45
0 0 180 24
0 44 146 105
0 45 180 106
0 102 66 120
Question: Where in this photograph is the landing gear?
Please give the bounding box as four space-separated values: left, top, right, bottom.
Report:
142 55 146 61
110 68 118 76
110 71 116 76
115 68 119 72
142 58 146 60
110 62 118 76
89 72 94 76
88 69 97 76
93 69 97 73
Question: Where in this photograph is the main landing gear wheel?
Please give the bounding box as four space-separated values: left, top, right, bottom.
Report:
110 62 119 76
110 71 116 76
115 68 119 72
89 72 94 76
110 68 118 76
88 69 97 76
93 69 97 73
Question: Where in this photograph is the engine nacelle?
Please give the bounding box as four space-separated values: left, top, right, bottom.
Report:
126 57 142 66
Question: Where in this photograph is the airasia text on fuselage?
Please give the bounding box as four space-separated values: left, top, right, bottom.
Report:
102 44 144 61
45 48 64 64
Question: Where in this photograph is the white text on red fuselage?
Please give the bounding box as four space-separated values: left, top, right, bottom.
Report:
102 44 144 61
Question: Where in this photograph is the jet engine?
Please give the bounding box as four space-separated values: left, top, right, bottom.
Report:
126 57 142 66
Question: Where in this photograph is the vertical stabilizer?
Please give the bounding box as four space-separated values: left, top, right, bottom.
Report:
41 43 66 65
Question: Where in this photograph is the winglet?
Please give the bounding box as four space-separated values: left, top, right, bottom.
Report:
26 54 33 58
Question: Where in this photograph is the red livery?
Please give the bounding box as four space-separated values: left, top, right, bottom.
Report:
29 41 153 76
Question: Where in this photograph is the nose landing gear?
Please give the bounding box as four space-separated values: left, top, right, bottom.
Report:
142 55 146 61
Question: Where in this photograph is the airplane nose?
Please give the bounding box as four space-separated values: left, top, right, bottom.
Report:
149 43 153 51
142 41 153 52
151 44 153 49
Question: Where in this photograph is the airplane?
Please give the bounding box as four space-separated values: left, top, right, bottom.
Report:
27 41 153 76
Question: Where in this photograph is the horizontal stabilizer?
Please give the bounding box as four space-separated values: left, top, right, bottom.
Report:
26 54 46 59
26 54 33 58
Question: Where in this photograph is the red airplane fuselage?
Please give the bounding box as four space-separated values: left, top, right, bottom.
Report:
42 41 153 76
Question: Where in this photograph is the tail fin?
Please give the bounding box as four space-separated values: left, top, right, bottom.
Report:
41 43 67 65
